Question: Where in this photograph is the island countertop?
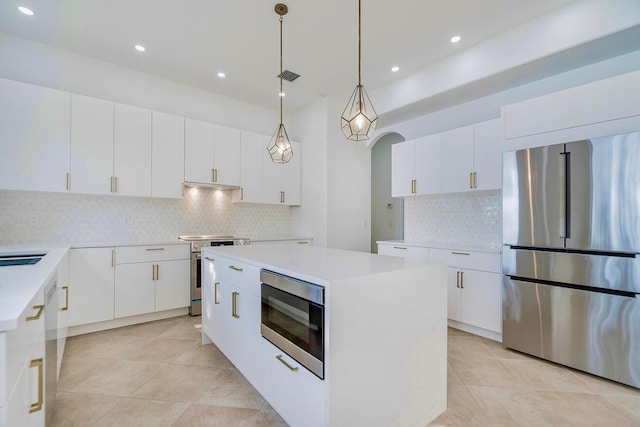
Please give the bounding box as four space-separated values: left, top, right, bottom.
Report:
202 243 435 285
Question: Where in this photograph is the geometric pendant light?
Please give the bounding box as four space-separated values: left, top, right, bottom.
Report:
340 0 378 141
267 3 293 163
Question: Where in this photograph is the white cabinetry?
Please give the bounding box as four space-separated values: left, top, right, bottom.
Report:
391 134 442 197
184 119 241 187
152 112 185 198
0 288 45 427
442 126 475 193
68 247 115 327
114 245 190 318
70 94 114 195
0 78 70 193
56 251 70 380
263 141 301 205
472 118 503 191
114 104 152 197
429 249 502 335
233 131 267 203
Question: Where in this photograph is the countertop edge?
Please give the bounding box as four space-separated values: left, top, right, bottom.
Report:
376 240 502 254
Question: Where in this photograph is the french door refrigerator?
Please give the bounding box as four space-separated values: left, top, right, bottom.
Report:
502 131 640 389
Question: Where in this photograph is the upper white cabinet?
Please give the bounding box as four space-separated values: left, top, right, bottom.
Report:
233 131 266 203
441 119 503 193
263 140 302 205
184 119 241 187
152 111 185 198
0 78 70 193
114 103 152 197
392 134 442 197
70 94 114 195
281 142 302 205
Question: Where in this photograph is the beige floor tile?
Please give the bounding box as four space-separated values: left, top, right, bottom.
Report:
93 398 190 427
568 368 640 396
57 357 119 392
159 318 204 340
477 337 532 360
121 337 200 363
449 356 528 389
469 385 640 427
173 343 235 369
116 317 187 338
173 403 260 427
66 360 167 396
500 358 593 392
604 394 640 420
196 368 266 410
63 334 155 360
132 364 228 403
255 403 288 427
50 391 123 427
447 335 493 361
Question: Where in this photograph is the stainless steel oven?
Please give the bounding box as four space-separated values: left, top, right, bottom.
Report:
260 269 325 379
179 235 249 316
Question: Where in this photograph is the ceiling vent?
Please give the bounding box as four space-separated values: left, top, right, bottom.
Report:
277 70 300 82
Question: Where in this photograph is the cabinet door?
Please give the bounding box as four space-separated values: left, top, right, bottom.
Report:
202 256 217 342
0 78 70 193
114 104 152 196
214 125 241 186
414 134 442 195
114 262 155 318
447 268 462 322
155 259 190 311
473 118 503 191
70 94 114 195
228 287 262 387
263 149 283 204
391 141 414 197
282 141 301 205
57 251 70 379
152 112 184 198
236 131 266 203
68 248 115 326
460 270 502 333
442 125 474 193
184 118 215 183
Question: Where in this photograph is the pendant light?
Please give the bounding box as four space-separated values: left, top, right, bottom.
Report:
267 3 293 163
340 0 378 141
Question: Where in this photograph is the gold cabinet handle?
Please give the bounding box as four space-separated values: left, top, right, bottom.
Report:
111 249 115 267
215 168 218 182
205 257 215 262
393 246 408 250
297 241 309 244
110 176 113 193
460 271 464 289
214 282 220 304
29 358 44 413
62 286 69 311
276 354 299 372
146 247 165 251
232 291 240 318
26 305 45 321
451 251 470 256
66 173 71 190
211 168 215 182
114 176 118 193
152 264 156 281
229 265 243 272
156 264 159 280
240 187 244 201
469 172 473 189
456 271 461 288
473 172 478 189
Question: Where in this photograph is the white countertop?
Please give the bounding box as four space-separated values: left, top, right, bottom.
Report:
249 235 313 243
71 241 188 248
0 246 69 331
377 240 502 254
204 243 435 286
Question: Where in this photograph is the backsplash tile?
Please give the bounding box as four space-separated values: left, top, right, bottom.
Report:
0 188 292 245
404 190 502 246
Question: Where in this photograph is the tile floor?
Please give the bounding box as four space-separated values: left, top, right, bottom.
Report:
53 316 640 426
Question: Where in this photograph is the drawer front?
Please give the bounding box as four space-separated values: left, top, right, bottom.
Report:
429 249 500 273
260 338 326 427
116 244 190 264
216 257 261 295
0 287 45 407
378 244 429 260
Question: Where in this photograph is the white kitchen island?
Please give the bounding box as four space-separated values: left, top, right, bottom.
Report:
201 243 447 427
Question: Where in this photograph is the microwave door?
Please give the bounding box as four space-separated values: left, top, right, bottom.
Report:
503 143 566 249
566 134 640 253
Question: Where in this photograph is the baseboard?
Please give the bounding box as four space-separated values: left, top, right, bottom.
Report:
68 307 189 337
448 319 502 342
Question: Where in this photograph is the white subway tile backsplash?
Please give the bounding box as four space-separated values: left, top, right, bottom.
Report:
0 189 292 245
404 190 502 246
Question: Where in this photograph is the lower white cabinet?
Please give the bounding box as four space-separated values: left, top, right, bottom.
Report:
377 242 429 259
68 247 115 327
1 288 46 427
56 251 70 380
260 339 326 427
114 245 190 318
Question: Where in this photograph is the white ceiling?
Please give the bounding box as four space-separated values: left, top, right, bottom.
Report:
0 0 597 115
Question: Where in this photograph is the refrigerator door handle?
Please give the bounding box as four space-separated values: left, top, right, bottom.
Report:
558 151 569 239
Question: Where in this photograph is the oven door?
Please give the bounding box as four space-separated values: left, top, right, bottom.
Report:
261 283 324 379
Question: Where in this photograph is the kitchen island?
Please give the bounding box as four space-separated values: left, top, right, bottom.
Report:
201 243 447 427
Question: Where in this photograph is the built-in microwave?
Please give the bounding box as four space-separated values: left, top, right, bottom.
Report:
260 269 325 379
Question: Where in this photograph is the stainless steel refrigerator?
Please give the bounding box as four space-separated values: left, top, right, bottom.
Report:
502 131 640 389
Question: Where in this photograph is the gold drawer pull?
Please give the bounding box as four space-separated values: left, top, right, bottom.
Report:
393 246 408 250
29 358 44 413
205 257 215 261
276 354 299 372
451 251 470 256
229 265 243 272
26 305 44 321
214 282 220 304
146 247 165 251
62 286 69 311
232 291 240 318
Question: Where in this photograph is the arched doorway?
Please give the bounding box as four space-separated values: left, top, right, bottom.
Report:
370 132 405 253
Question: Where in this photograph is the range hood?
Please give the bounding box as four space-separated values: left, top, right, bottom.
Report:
183 181 240 191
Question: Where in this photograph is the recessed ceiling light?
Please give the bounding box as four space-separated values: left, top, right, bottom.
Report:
217 72 226 78
450 35 461 43
134 45 146 52
279 92 285 97
18 6 34 15
391 66 400 73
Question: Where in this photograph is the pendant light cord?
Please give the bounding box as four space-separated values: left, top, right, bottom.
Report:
280 16 284 125
358 0 361 87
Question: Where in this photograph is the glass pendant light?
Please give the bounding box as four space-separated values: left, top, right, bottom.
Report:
341 0 378 141
267 3 293 163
